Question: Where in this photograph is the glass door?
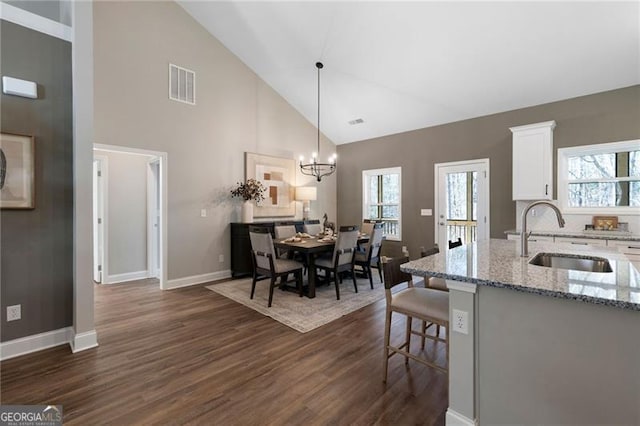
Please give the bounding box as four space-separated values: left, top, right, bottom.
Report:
435 160 490 250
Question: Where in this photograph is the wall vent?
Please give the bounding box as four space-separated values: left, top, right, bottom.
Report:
348 118 364 125
169 63 195 105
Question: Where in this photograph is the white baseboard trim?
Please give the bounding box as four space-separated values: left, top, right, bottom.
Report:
446 408 476 426
104 270 149 284
165 270 231 290
0 327 72 361
70 329 98 353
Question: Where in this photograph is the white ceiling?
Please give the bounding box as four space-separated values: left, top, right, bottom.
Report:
178 1 639 145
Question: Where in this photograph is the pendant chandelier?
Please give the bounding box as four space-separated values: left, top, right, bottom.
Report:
299 62 336 182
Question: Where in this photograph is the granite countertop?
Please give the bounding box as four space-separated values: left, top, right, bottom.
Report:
401 239 640 311
504 229 640 241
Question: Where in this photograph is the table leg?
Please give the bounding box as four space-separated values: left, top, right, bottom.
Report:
307 254 316 298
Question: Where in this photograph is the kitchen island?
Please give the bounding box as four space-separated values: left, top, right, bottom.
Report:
402 239 640 425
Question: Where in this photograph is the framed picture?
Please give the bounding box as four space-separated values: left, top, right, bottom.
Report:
245 152 295 217
1 133 35 209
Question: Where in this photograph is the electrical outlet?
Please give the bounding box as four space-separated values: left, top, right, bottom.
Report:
452 309 468 334
218 254 224 263
200 209 207 218
7 304 21 322
531 208 536 217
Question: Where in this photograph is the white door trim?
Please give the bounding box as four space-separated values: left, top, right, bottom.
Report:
147 158 160 278
93 155 108 283
434 159 490 249
93 144 169 289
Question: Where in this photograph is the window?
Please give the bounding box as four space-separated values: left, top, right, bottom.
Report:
363 167 401 240
558 140 640 213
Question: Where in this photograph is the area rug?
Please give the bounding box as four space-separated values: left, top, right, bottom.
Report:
206 273 385 333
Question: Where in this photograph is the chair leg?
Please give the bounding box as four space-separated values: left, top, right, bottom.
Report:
405 316 412 365
334 270 341 300
352 266 358 293
377 260 383 282
421 321 427 350
437 324 441 337
250 273 257 300
367 265 374 289
268 276 276 307
382 309 392 382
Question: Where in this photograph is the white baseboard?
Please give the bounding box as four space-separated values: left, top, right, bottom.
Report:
104 270 149 284
0 327 72 361
70 329 98 353
446 408 476 426
165 270 231 290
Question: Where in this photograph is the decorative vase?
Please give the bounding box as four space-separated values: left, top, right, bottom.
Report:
242 200 253 223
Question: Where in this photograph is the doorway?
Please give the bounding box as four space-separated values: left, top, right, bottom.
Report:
92 144 168 289
434 159 490 250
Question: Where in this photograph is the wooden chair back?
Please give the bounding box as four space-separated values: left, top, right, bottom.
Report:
249 228 275 271
333 225 359 266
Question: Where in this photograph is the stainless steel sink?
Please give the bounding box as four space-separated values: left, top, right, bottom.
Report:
528 252 613 273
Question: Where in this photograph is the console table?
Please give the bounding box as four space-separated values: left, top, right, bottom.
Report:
230 221 305 277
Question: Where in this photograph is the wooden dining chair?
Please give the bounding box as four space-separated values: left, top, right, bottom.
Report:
303 219 323 235
314 225 359 300
274 223 297 258
249 227 304 307
381 256 449 382
355 222 384 288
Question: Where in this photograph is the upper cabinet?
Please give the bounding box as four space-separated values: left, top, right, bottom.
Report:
510 120 556 200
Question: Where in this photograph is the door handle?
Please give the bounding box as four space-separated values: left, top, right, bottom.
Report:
545 184 548 196
439 222 445 226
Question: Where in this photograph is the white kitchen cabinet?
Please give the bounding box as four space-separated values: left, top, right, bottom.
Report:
510 120 555 200
554 236 608 247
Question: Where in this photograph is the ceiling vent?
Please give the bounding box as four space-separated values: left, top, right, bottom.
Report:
169 63 195 105
348 118 364 125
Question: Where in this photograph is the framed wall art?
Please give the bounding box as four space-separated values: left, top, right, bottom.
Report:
245 152 295 217
0 132 35 209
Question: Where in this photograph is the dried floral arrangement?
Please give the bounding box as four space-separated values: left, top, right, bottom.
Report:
230 178 266 202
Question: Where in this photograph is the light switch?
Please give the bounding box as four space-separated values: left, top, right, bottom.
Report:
200 209 207 217
421 209 432 216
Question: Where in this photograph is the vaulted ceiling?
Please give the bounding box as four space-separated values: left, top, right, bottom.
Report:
178 1 639 145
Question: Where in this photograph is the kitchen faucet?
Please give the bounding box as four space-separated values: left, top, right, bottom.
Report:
520 200 566 257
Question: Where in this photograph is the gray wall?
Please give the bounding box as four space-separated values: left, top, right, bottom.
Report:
94 1 337 281
477 285 640 424
96 150 149 278
0 20 73 341
337 86 640 258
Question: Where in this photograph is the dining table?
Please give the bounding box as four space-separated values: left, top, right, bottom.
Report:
273 234 369 298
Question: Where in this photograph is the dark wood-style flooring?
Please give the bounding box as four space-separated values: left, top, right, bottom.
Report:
0 279 448 425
